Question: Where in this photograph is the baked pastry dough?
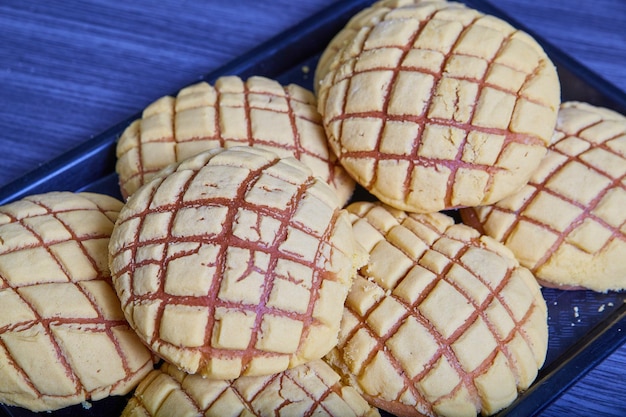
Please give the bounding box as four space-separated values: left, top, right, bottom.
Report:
116 75 354 204
122 360 380 417
317 1 560 213
109 146 367 380
315 0 431 92
461 102 626 292
0 192 155 412
326 201 548 416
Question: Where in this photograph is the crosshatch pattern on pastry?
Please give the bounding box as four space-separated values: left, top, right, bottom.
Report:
315 0 433 91
462 102 626 291
0 192 154 412
326 201 547 416
122 360 380 417
116 76 354 204
317 2 560 212
110 147 361 379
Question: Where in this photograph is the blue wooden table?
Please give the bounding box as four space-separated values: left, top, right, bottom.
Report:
0 1 625 415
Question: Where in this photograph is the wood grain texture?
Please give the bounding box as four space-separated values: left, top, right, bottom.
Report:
0 0 336 186
0 0 625 415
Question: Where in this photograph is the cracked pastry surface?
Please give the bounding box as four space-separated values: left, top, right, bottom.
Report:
121 360 380 417
0 192 155 412
326 201 548 417
461 101 626 292
109 146 367 380
116 75 354 205
317 1 560 213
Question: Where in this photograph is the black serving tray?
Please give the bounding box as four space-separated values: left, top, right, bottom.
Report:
1 1 625 416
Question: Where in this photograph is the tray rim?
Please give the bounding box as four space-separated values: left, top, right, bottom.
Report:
1 0 626 415
0 0 371 207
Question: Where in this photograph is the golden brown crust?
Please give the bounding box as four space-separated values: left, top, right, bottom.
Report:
327 201 548 416
109 147 367 379
122 360 381 417
115 75 355 205
461 101 626 292
314 0 434 93
317 2 560 213
0 192 155 412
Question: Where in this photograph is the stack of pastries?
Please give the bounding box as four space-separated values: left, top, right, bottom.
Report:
1 1 624 416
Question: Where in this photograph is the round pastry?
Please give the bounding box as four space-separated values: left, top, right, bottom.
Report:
315 0 431 92
0 192 155 412
317 1 560 213
461 101 626 292
116 75 355 205
109 146 367 380
122 360 380 417
326 201 548 416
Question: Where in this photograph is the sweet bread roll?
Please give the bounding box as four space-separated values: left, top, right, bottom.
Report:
317 1 560 213
0 192 155 412
109 146 367 380
116 75 354 204
122 360 380 417
315 0 431 92
326 201 548 416
461 102 626 292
